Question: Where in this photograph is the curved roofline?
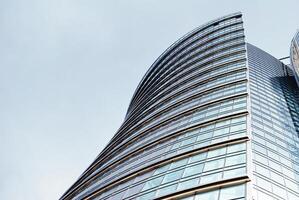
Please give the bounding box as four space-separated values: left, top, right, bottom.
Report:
125 12 242 117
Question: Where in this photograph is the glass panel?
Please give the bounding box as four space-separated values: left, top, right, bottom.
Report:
154 164 170 175
183 164 204 177
142 176 164 191
177 178 199 190
178 196 195 200
182 137 197 146
170 158 189 169
197 132 213 141
200 172 222 184
204 158 225 171
189 153 207 163
230 123 246 132
195 189 219 200
219 184 245 199
227 143 246 153
162 169 184 183
213 127 229 137
225 154 246 166
156 184 178 197
223 167 246 179
207 147 226 158
215 119 230 127
137 191 156 200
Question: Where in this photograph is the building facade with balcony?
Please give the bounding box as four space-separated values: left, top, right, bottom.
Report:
61 13 299 200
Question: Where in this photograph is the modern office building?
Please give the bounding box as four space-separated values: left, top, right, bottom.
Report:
291 31 299 86
61 13 299 200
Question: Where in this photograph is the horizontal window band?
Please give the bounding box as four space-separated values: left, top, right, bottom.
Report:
70 95 249 195
130 32 245 106
82 93 248 184
64 111 249 199
95 92 248 163
156 175 250 200
129 41 246 112
111 78 248 150
129 20 243 110
101 73 247 164
108 49 248 150
112 71 248 143
129 18 243 108
123 49 247 135
118 59 247 138
83 137 250 200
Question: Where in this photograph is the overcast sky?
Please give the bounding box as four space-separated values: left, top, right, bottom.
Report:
1 0 298 199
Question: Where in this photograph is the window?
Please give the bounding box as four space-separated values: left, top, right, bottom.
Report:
256 177 272 191
215 119 230 127
204 158 225 171
227 143 246 153
201 124 215 132
177 178 199 190
197 132 213 141
271 184 287 198
255 164 270 177
137 191 156 200
189 153 207 163
225 154 246 166
223 167 245 179
213 127 229 137
200 172 222 184
170 158 188 169
182 137 197 146
230 123 246 132
162 169 184 183
183 164 204 177
270 171 284 184
207 147 226 158
154 164 170 175
219 184 245 199
171 142 181 150
142 176 164 191
195 189 219 200
156 184 178 197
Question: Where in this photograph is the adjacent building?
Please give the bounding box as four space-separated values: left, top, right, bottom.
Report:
291 31 299 86
61 13 299 200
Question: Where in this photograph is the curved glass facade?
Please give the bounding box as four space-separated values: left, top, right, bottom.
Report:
60 13 299 200
290 31 299 86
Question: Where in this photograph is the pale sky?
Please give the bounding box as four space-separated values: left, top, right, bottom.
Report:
1 0 298 199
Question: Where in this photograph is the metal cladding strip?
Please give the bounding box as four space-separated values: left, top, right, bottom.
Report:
155 176 250 200
60 13 248 200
